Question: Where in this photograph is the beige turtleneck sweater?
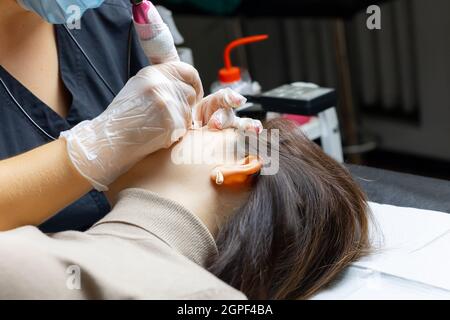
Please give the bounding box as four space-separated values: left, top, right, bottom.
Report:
0 189 246 300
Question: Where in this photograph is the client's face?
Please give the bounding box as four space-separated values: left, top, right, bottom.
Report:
106 127 253 209
172 127 244 167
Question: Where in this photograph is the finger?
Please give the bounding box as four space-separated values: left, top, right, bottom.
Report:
236 118 263 134
149 80 195 109
169 62 204 103
206 89 246 125
196 89 247 125
203 88 247 110
174 83 196 129
208 109 263 133
177 82 197 107
207 108 237 130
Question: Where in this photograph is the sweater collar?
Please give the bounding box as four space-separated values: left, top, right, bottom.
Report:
94 189 218 266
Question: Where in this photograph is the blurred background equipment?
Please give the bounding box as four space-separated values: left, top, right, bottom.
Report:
207 34 343 162
156 0 450 180
243 82 343 163
210 35 268 95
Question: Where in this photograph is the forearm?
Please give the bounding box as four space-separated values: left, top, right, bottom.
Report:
0 139 92 231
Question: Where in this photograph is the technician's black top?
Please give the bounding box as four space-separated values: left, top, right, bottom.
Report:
0 0 149 232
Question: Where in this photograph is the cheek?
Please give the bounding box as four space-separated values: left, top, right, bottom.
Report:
182 129 239 165
212 133 240 165
209 146 237 165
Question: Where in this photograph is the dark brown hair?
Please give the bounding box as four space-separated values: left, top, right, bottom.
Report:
207 118 371 299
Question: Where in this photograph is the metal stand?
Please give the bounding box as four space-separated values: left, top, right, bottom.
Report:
300 107 344 163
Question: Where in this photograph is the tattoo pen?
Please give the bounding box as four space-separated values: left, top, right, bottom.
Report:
130 0 180 64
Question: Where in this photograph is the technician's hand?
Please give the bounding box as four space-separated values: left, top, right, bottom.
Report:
194 88 263 133
60 62 203 191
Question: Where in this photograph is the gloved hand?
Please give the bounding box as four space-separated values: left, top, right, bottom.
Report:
60 62 203 191
193 88 263 133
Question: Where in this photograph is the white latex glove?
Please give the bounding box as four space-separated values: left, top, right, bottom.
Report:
193 88 247 128
208 108 263 133
193 88 263 133
60 62 203 191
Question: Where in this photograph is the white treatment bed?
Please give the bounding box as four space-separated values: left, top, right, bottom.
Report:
312 201 450 299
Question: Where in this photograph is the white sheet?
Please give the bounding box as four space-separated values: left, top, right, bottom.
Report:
312 202 450 300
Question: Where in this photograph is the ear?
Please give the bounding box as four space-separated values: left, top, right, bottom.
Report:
210 155 262 187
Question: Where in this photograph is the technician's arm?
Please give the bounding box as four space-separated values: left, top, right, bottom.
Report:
0 139 91 231
0 62 203 231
